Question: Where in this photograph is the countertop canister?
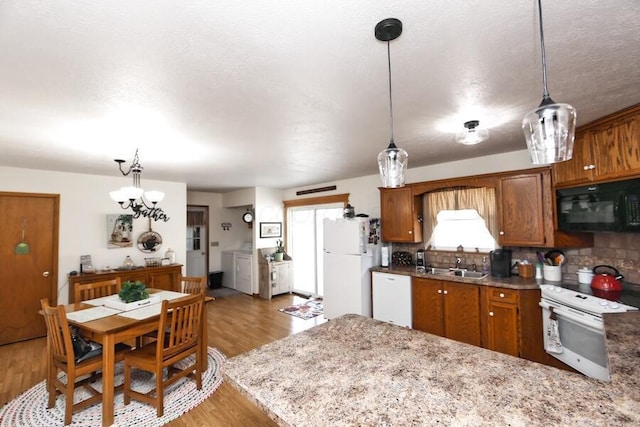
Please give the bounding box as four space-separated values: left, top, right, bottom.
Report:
164 248 176 264
577 267 595 285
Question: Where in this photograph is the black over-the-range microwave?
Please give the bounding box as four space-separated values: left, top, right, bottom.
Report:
557 178 640 233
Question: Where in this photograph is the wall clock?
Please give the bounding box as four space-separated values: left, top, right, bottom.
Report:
242 211 254 224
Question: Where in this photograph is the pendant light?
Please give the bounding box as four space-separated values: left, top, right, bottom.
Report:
456 120 489 145
522 0 576 165
375 18 408 188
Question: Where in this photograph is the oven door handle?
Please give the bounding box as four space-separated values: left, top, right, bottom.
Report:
539 300 604 331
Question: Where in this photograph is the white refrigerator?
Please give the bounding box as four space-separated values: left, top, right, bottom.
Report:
323 217 380 320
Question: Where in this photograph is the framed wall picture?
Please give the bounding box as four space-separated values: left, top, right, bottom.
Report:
259 222 282 238
107 214 133 248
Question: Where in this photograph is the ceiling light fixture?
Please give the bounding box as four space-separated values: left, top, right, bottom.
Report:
375 18 408 188
109 149 170 222
522 0 576 164
456 120 489 145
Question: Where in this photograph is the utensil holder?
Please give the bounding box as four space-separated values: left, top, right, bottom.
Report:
543 265 562 282
519 263 534 279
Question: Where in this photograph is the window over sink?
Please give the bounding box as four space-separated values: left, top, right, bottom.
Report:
423 187 498 252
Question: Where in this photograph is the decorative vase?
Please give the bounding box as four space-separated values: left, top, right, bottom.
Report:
274 252 284 262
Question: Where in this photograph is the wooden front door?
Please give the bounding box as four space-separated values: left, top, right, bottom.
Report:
0 192 59 345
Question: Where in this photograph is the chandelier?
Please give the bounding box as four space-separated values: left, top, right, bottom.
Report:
375 18 408 188
109 149 170 222
522 0 576 164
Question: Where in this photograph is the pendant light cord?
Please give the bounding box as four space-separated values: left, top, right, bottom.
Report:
386 40 395 144
537 0 550 101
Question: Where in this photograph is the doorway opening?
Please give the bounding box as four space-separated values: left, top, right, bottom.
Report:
287 205 343 296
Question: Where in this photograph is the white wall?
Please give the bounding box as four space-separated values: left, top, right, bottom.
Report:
254 187 285 249
1 166 186 304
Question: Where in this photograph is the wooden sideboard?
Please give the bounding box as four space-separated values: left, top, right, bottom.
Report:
68 264 182 303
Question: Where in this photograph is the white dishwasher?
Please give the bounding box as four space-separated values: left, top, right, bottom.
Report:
372 272 412 328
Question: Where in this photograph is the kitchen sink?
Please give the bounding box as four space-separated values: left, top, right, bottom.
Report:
426 267 453 275
453 270 488 279
424 267 488 279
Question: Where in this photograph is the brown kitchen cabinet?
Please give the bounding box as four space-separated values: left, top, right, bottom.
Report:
553 103 640 187
68 264 182 303
379 187 423 242
498 173 545 246
480 287 520 357
498 169 593 248
412 277 481 346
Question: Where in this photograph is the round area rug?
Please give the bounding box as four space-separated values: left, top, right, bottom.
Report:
0 347 225 427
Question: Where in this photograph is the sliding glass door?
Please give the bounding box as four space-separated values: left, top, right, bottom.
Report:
287 205 342 296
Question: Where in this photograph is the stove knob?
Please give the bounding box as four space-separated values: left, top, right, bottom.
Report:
610 304 620 309
599 301 609 306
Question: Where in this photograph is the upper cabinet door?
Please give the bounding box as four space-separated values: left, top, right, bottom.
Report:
589 111 640 181
552 131 594 186
380 187 423 243
553 104 640 187
498 173 545 247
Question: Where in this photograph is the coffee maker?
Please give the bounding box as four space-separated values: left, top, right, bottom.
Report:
416 249 426 273
490 249 512 277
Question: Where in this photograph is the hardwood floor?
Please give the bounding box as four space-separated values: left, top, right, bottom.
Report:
0 291 326 426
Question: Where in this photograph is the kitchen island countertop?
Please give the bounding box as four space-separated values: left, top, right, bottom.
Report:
224 312 639 426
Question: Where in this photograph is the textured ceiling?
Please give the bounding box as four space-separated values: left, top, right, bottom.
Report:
0 1 639 192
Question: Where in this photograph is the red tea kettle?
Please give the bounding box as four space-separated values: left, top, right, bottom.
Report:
591 265 624 292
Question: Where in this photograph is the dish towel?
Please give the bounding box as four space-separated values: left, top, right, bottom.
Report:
546 307 563 354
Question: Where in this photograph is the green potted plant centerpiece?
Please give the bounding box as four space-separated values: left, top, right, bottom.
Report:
105 280 160 311
118 280 149 303
274 239 285 262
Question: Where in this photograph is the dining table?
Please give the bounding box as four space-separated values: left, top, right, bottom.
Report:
62 289 211 427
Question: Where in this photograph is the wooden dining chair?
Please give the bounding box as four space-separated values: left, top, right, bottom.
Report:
74 277 122 302
123 293 205 417
180 276 206 295
40 298 128 425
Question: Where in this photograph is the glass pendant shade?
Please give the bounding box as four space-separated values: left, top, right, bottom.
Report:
522 100 576 164
375 18 407 188
144 190 165 204
377 141 408 188
456 120 489 145
523 0 576 165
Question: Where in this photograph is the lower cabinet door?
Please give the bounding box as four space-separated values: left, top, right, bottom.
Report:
485 300 520 357
412 278 444 336
443 283 481 346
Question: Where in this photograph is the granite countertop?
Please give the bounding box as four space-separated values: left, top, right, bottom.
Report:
224 313 639 427
371 265 542 290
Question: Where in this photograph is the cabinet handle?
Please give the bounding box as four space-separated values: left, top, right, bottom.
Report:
590 164 596 170
499 293 505 298
443 290 448 295
408 230 413 234
499 231 504 235
489 311 494 317
583 165 590 170
437 289 442 294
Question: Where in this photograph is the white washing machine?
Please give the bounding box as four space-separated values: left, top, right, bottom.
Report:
221 243 254 295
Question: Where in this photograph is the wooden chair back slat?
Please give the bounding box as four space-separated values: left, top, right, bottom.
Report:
157 294 203 360
40 299 74 365
180 276 206 295
74 278 122 302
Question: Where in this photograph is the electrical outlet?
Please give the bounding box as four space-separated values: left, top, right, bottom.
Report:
512 258 522 266
211 241 219 247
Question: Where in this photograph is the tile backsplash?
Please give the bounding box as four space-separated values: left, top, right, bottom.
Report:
388 232 640 285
